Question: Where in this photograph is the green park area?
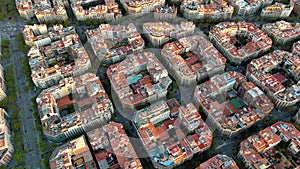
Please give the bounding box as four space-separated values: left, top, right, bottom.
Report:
1 40 11 60
0 0 20 20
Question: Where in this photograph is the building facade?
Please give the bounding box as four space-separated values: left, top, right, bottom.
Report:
209 21 272 64
143 22 195 47
134 100 170 127
154 5 177 20
120 0 165 14
23 24 91 88
37 73 114 142
262 21 300 44
70 0 122 21
194 72 274 137
181 0 234 19
86 23 144 64
0 108 14 167
107 52 172 111
161 35 226 86
261 2 293 18
0 65 6 102
246 50 300 107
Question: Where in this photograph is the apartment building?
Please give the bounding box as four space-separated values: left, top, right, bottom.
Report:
292 0 300 17
16 0 35 19
86 23 144 64
23 24 91 88
120 0 165 14
161 35 226 86
0 65 6 102
166 98 180 118
239 121 300 169
134 100 170 127
36 73 113 142
181 0 234 19
229 0 272 16
107 52 172 110
154 5 177 20
293 40 300 55
50 122 143 169
143 22 195 46
196 154 239 169
16 0 68 22
0 108 14 167
87 122 143 169
261 2 293 18
178 103 202 133
246 50 300 107
194 72 274 137
262 21 300 44
70 0 122 21
209 21 272 64
49 136 97 169
136 103 212 169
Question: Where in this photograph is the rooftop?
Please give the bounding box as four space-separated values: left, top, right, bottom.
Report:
230 0 272 11
70 0 121 19
36 73 113 138
0 108 12 162
181 0 234 18
86 23 144 64
23 24 91 88
209 21 272 61
196 154 239 169
239 121 300 169
263 21 300 40
134 100 170 127
87 122 143 169
161 35 226 79
102 122 143 169
49 136 95 169
121 0 165 12
194 71 274 133
107 52 171 107
247 50 300 104
16 0 68 21
137 103 212 168
143 22 195 40
293 40 300 55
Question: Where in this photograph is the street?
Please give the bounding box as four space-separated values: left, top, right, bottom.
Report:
0 20 43 169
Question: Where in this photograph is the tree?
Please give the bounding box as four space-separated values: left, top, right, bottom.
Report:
63 20 68 27
40 140 47 152
172 81 178 88
13 134 22 148
7 4 14 12
43 153 51 169
86 19 91 26
167 91 175 98
235 18 241 22
92 19 99 26
12 121 20 132
49 60 58 66
14 149 25 165
245 12 250 17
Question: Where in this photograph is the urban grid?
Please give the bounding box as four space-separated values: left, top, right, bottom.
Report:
0 0 299 169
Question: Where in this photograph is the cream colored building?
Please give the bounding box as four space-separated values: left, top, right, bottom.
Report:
0 64 6 102
0 108 14 166
261 2 293 18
